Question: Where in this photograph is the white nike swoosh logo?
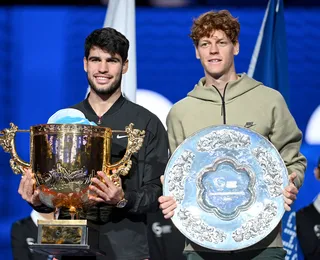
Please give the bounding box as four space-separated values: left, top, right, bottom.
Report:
116 134 127 139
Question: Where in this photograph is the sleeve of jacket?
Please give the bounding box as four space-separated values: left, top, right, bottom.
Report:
166 106 186 154
269 93 307 188
11 220 32 260
29 203 54 214
124 117 169 214
296 207 320 257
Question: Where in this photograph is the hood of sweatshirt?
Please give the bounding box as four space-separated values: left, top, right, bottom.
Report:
187 73 263 103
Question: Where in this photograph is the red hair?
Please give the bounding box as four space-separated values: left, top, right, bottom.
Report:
190 10 240 46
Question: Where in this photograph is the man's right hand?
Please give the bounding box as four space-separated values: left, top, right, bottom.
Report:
18 168 42 206
158 175 177 219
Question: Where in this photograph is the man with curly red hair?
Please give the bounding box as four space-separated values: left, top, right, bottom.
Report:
159 10 306 260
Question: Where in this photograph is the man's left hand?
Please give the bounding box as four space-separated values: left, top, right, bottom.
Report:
89 171 124 205
283 172 298 211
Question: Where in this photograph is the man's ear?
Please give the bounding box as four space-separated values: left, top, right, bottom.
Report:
195 45 200 59
234 41 240 56
83 57 88 72
122 60 129 74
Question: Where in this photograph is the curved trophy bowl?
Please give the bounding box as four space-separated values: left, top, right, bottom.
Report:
0 122 145 215
31 124 113 211
163 125 289 251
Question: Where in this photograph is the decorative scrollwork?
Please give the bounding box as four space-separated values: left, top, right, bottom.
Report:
167 150 194 203
41 163 93 189
34 123 109 136
9 158 22 174
125 123 145 155
253 147 284 197
232 202 278 242
0 123 18 153
197 129 251 154
164 125 287 250
177 208 227 244
111 160 132 180
0 123 29 174
109 123 145 177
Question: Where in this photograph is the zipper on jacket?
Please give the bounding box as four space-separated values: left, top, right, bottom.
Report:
212 84 228 124
97 116 102 125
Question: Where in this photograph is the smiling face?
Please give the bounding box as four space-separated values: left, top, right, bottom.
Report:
195 30 239 81
84 46 128 96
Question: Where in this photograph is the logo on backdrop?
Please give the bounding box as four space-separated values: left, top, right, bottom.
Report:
314 224 320 239
282 212 298 260
152 222 172 237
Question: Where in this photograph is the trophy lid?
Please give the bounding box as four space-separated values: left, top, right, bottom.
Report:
47 108 97 126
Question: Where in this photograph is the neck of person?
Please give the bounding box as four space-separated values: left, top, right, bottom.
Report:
205 69 238 95
88 88 122 117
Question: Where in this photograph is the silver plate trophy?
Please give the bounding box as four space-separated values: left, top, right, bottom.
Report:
163 125 288 251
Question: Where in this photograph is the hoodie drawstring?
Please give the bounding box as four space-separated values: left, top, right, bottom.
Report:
212 84 228 124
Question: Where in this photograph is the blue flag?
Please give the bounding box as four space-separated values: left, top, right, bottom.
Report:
248 0 289 105
248 1 297 259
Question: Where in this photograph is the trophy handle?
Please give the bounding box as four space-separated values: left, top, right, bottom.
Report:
107 123 145 179
0 123 30 174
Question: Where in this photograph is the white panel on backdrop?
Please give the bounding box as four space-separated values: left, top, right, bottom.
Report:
306 105 320 144
136 89 172 129
103 0 136 102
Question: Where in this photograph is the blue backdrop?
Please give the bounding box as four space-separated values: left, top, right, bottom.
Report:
0 6 319 259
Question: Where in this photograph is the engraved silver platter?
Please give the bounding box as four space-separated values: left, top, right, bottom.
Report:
163 125 289 251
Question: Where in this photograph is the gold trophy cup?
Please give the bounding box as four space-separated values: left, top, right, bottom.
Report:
0 122 145 256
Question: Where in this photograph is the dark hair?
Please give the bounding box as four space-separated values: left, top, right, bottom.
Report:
84 27 129 62
190 10 240 46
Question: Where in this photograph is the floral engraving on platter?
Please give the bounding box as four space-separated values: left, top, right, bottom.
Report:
167 150 195 203
232 202 277 242
197 158 255 221
253 147 283 197
177 208 227 244
197 129 251 154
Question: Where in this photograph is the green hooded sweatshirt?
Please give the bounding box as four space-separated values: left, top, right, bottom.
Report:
166 73 306 252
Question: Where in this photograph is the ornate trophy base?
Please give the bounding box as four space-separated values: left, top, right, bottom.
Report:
29 219 105 256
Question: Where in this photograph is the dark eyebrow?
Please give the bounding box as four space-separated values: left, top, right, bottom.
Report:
106 57 121 62
88 56 101 61
88 56 121 62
